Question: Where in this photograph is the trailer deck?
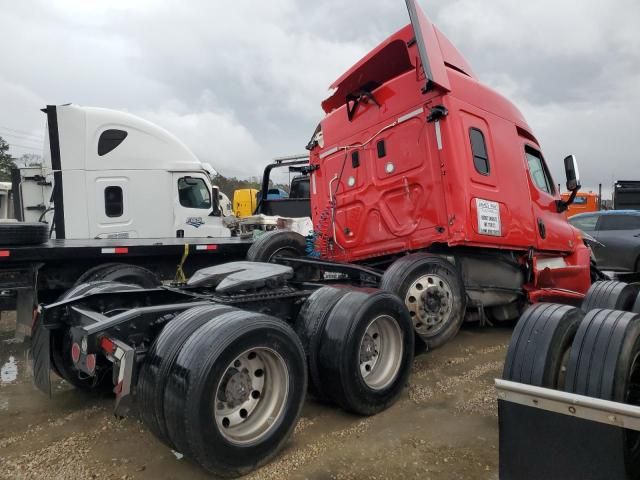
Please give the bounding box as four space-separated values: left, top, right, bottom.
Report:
0 237 251 263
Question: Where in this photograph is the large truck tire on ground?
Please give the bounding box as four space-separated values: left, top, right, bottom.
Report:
31 0 596 477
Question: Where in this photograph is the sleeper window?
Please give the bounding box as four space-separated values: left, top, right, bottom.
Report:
104 186 123 217
98 129 128 156
469 128 490 175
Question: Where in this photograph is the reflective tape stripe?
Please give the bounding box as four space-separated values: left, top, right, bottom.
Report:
195 245 218 251
101 247 129 254
435 120 443 150
397 107 424 124
319 146 339 160
0 251 9 257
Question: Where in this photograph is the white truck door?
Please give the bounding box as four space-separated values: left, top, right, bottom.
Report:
89 176 137 238
172 173 231 238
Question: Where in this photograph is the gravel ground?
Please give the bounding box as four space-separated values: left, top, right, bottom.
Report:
0 310 510 480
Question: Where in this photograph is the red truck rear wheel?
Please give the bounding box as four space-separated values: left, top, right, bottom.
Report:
380 253 466 350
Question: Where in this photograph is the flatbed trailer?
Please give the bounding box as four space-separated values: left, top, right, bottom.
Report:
0 236 251 336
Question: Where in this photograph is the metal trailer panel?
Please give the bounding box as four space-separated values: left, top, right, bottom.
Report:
496 379 638 480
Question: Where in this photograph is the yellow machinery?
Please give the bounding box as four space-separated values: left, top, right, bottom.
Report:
232 188 258 218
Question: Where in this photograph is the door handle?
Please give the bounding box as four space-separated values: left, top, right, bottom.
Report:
537 218 546 239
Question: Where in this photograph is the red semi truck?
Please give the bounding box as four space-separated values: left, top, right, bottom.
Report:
301 1 592 348
32 1 592 477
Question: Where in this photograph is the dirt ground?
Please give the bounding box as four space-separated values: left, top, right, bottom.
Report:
0 310 510 480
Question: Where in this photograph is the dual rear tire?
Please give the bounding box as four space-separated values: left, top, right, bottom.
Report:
138 285 414 476
295 286 414 415
137 306 307 478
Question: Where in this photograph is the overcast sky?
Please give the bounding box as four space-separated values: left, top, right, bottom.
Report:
1 0 639 195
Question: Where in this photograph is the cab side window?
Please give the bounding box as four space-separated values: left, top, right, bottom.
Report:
104 186 123 217
178 177 211 209
525 147 554 194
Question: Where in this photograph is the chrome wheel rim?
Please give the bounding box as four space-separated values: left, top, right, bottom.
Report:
359 315 403 390
214 347 289 445
405 274 454 337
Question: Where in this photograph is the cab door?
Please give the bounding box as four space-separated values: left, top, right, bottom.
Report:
172 173 230 238
523 146 575 252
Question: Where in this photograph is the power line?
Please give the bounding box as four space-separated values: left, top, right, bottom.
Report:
8 143 41 152
0 125 42 138
0 130 43 143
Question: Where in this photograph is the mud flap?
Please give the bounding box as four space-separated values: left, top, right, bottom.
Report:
499 400 627 480
30 316 51 396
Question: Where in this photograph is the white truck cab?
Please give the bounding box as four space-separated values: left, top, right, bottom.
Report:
37 104 230 239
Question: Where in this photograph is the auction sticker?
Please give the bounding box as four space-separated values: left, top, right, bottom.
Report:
476 198 501 236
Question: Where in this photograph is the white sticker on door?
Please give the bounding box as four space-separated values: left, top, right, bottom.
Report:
476 198 501 236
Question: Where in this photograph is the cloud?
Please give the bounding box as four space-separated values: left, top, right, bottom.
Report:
138 98 265 178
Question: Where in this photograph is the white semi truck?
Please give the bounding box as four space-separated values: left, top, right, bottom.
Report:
14 104 231 239
1 104 252 337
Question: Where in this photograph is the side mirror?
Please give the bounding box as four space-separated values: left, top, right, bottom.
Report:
210 186 221 217
557 155 581 213
564 155 581 192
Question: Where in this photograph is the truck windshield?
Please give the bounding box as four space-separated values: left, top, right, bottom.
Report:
178 177 211 209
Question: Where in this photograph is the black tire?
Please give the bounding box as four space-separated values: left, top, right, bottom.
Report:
246 230 306 262
52 281 142 390
294 286 351 400
136 303 235 448
163 310 306 477
502 303 584 389
633 292 640 314
380 253 466 350
316 289 414 415
74 263 160 288
582 280 639 312
564 308 640 476
74 263 120 286
0 222 48 246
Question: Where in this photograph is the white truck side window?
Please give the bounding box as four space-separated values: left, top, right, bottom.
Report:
178 177 211 209
104 186 123 218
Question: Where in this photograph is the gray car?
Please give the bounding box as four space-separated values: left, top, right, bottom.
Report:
569 210 640 272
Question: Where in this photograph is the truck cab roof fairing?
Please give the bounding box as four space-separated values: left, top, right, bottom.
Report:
404 0 450 92
322 3 476 114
